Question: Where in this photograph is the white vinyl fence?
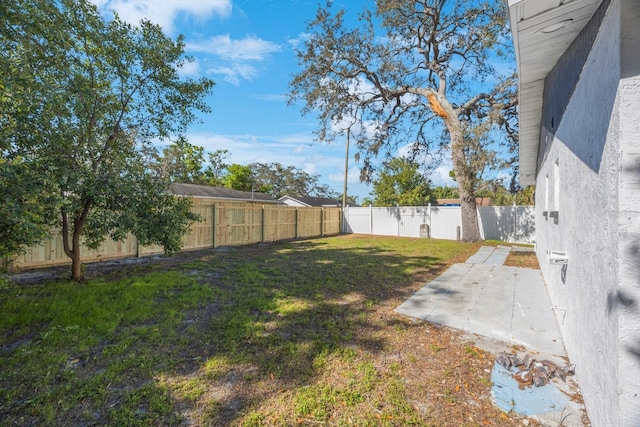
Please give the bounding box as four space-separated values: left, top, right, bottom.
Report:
343 205 534 244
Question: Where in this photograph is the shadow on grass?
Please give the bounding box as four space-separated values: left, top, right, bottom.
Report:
1 236 478 426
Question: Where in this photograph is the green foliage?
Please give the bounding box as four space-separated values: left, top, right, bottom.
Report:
1 0 214 277
250 162 337 199
223 164 254 191
153 141 231 187
432 185 460 200
360 197 374 206
203 149 231 186
150 142 340 199
336 193 358 205
478 184 535 206
371 158 435 206
432 181 534 206
0 160 60 256
456 121 512 195
153 136 207 184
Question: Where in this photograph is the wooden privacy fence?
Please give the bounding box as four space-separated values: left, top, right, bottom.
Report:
11 198 342 270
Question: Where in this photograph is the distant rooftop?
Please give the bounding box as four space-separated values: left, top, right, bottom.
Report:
170 183 279 203
279 195 358 207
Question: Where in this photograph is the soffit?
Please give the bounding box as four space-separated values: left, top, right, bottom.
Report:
507 0 603 185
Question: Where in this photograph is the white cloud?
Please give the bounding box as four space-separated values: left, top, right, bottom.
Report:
252 93 287 102
303 162 317 175
328 167 360 184
188 35 282 84
183 131 317 165
188 35 282 61
95 0 232 33
176 58 201 77
429 160 456 187
207 64 257 85
287 32 311 50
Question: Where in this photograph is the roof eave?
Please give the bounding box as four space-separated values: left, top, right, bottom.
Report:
506 0 604 186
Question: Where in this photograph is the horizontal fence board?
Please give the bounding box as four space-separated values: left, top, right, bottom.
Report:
12 199 342 270
296 208 322 238
12 200 531 271
322 208 341 236
264 206 297 242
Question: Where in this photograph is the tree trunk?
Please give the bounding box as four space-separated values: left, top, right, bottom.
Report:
459 191 481 241
61 202 90 281
70 229 83 281
62 224 84 281
447 115 482 242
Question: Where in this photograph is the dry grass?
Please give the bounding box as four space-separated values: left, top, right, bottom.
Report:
2 236 544 426
504 249 540 269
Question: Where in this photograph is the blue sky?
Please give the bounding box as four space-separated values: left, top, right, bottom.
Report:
93 0 464 202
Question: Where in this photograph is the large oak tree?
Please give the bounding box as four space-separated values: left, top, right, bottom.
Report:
1 0 214 279
289 0 518 241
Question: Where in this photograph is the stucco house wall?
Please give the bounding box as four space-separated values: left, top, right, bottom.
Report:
533 0 640 425
617 0 640 423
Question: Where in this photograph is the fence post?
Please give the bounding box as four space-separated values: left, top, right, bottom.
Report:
320 208 324 237
135 235 141 258
513 202 517 243
295 208 299 239
476 206 483 241
261 205 266 243
428 203 432 239
212 204 217 248
369 204 373 235
343 205 348 233
1 255 14 273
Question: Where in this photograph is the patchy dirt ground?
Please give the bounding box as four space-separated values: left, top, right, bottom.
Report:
504 248 540 269
4 237 587 426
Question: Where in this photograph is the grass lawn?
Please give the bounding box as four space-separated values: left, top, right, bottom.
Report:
1 235 536 426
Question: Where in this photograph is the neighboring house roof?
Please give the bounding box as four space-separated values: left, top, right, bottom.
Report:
170 183 280 203
506 0 604 185
278 195 358 207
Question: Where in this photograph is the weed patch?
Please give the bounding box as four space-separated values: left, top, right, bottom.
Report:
2 236 542 426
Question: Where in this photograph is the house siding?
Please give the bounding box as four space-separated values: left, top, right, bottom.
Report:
538 0 611 173
535 0 640 425
617 0 640 425
535 0 622 426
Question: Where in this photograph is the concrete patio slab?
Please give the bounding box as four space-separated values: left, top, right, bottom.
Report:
395 246 565 356
395 246 588 425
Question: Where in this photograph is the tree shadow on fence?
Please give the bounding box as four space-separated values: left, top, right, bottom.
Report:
478 206 535 244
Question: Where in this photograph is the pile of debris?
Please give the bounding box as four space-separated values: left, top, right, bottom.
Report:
495 352 575 388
